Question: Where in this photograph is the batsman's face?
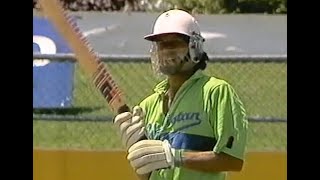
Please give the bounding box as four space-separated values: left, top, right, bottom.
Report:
151 34 189 75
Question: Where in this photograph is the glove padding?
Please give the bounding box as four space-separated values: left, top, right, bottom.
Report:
114 106 145 149
127 139 182 175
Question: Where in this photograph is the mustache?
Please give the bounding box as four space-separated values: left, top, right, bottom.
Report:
159 56 184 66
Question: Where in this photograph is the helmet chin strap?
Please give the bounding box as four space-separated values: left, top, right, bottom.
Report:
188 52 200 63
183 51 197 64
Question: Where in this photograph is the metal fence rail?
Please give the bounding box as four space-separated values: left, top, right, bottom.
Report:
33 53 287 63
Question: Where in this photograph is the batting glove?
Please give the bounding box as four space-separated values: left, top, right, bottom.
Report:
127 139 182 175
114 106 146 149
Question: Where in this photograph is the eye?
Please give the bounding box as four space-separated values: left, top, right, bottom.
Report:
157 40 188 50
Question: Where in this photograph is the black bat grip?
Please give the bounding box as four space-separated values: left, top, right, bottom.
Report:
115 104 148 141
117 104 130 114
113 104 130 123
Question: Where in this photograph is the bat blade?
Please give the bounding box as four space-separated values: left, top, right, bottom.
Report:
37 0 129 114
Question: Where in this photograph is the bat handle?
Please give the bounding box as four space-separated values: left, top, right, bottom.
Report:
113 104 130 123
116 104 148 141
117 104 130 114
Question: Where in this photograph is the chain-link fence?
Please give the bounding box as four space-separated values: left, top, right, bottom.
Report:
33 54 287 151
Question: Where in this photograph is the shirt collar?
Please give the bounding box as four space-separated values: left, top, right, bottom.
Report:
153 70 205 94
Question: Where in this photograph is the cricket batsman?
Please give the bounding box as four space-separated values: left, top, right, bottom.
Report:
114 9 249 180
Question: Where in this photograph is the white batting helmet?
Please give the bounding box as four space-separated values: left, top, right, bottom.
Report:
144 9 202 41
145 9 205 63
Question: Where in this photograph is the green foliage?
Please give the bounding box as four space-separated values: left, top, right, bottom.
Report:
166 0 287 14
237 0 287 14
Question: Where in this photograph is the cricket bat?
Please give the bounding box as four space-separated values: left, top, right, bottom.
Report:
37 0 130 114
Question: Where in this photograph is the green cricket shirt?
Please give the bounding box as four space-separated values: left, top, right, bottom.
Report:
139 70 248 180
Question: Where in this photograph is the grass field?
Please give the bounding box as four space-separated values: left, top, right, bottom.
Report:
33 61 287 151
33 120 286 151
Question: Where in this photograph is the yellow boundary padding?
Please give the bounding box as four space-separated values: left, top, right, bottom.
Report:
33 149 286 180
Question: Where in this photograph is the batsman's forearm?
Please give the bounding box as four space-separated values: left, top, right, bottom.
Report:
181 151 243 173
